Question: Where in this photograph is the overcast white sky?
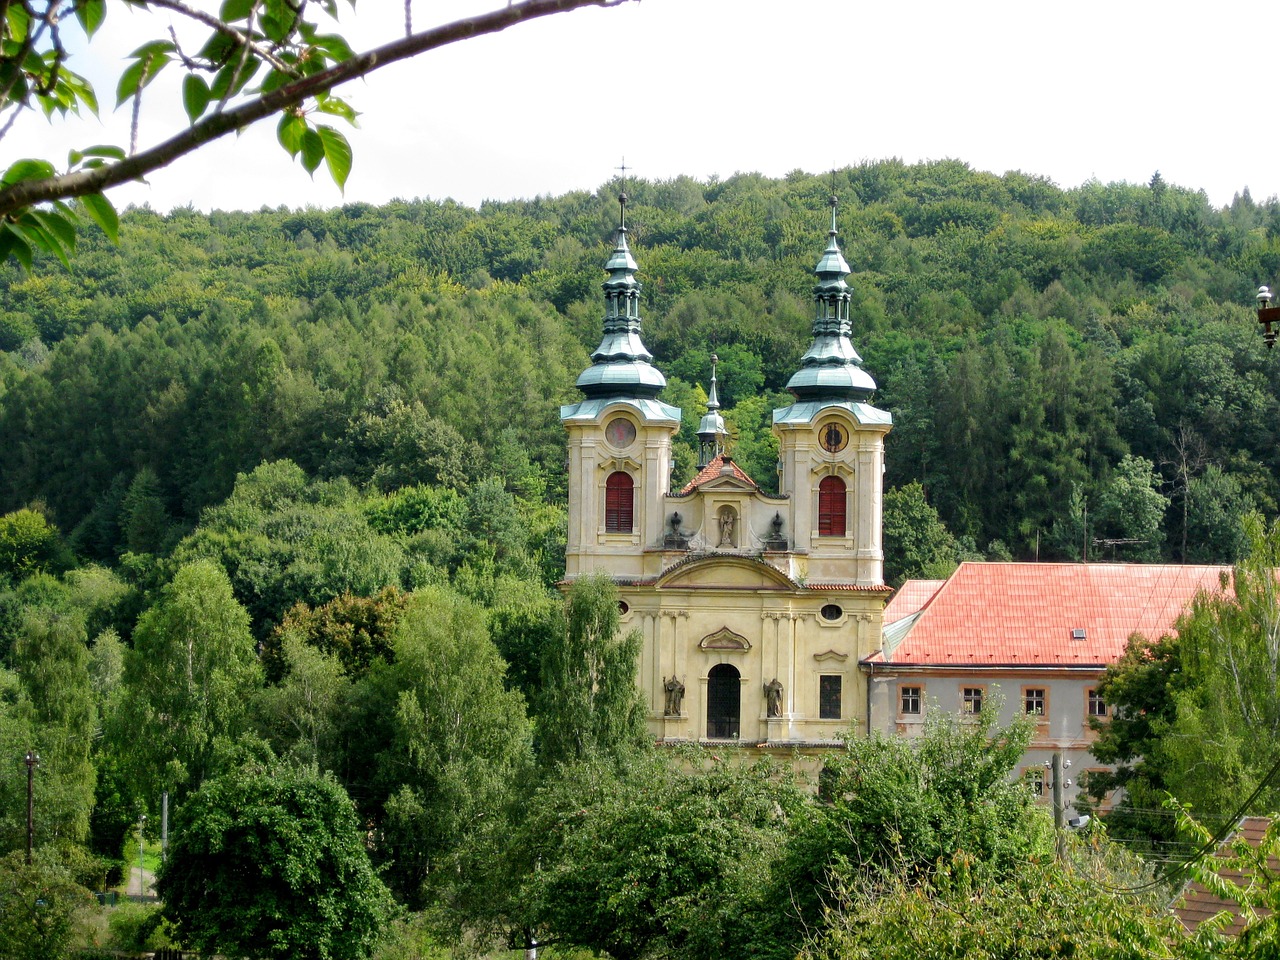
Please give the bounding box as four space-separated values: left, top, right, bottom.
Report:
7 0 1277 213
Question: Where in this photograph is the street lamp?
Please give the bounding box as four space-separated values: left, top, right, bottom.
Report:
137 814 147 899
1256 285 1279 349
24 750 39 865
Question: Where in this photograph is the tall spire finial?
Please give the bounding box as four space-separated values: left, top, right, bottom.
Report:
616 157 631 230
828 170 839 236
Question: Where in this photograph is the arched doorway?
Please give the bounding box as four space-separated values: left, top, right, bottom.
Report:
706 664 741 739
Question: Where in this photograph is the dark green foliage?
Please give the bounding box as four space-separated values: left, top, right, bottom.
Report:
338 586 533 908
157 761 392 960
883 482 962 586
749 707 1046 960
510 751 805 960
2 165 1280 560
0 850 96 960
263 585 412 681
536 573 648 768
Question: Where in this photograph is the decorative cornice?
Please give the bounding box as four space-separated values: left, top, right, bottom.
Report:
699 627 752 651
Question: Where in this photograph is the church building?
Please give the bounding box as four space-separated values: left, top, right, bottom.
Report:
561 192 892 747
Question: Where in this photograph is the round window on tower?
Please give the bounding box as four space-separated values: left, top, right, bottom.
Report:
606 417 637 448
820 604 843 622
820 422 848 453
618 601 630 615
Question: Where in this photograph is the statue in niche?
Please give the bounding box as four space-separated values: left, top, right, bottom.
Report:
663 675 685 717
717 506 737 547
764 678 783 718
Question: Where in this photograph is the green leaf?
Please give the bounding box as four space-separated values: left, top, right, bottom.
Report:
79 193 119 243
277 113 307 158
0 223 34 271
6 4 31 44
220 0 254 21
27 210 75 268
317 125 352 191
126 40 177 61
30 209 77 254
68 144 126 166
183 74 211 124
75 0 107 38
299 129 324 176
116 45 172 105
1 159 56 187
210 57 260 101
313 96 358 125
310 33 355 62
64 71 99 115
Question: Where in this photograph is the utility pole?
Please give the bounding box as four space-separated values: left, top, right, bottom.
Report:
1050 752 1072 861
24 750 39 866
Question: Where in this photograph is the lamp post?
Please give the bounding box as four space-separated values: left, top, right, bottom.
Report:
1256 286 1280 349
137 814 147 899
24 750 39 865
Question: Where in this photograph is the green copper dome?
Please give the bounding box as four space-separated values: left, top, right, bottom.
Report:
785 195 877 402
575 217 667 400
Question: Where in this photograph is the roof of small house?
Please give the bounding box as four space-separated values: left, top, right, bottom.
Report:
868 561 1230 667
1175 816 1277 936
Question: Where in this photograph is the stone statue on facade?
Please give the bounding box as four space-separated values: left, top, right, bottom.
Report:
717 507 736 547
663 675 685 717
764 678 783 718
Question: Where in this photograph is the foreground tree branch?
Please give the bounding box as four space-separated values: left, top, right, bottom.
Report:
0 0 631 229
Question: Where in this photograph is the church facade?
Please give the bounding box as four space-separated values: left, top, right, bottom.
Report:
561 195 891 747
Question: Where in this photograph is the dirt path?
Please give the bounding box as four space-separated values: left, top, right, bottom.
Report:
128 864 155 898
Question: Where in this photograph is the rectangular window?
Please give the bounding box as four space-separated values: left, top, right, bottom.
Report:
819 675 842 720
1024 687 1046 717
961 687 983 715
1087 688 1107 718
900 685 922 716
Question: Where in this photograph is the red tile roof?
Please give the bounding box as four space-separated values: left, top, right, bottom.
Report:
1175 816 1276 936
679 454 758 495
884 580 946 623
870 562 1230 667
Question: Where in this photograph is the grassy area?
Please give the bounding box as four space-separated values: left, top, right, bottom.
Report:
121 837 163 883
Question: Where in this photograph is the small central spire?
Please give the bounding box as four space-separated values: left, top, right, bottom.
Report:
697 353 727 467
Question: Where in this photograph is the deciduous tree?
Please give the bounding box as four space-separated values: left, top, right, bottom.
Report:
157 760 392 960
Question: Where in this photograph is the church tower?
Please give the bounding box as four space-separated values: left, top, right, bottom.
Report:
560 190 681 581
773 194 891 586
564 192 890 751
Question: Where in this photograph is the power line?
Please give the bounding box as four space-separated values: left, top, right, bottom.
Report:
1101 753 1280 895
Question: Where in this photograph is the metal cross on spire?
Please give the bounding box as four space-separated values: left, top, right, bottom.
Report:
616 157 631 229
828 169 839 234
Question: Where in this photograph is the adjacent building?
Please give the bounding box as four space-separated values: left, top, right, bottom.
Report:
866 562 1231 811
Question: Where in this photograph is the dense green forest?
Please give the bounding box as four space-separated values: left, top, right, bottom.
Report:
5 161 1280 958
2 162 1277 566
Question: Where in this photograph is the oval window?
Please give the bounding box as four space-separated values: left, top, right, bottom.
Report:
820 604 843 621
618 601 630 615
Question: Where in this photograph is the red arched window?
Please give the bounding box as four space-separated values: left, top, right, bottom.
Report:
605 472 634 533
818 475 846 537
